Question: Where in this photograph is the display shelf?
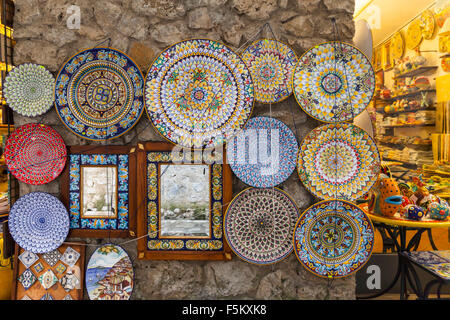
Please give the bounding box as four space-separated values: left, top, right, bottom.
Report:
382 157 419 167
377 141 432 149
382 123 435 129
376 106 435 116
394 66 438 79
377 89 435 102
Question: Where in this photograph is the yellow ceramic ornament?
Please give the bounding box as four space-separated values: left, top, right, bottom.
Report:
406 19 423 50
419 10 435 40
390 32 405 62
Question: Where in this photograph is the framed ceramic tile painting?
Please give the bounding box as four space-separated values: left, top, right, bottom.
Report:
60 146 137 238
136 142 232 260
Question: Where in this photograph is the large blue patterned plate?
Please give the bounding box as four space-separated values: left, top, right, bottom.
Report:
9 192 70 254
293 200 374 278
224 188 300 265
145 39 254 149
241 39 298 103
293 41 375 123
55 47 144 141
227 116 298 188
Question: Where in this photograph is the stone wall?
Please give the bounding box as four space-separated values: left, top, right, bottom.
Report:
12 0 356 299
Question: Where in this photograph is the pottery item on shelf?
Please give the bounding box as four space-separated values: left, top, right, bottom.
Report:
426 202 450 220
404 204 425 220
442 57 450 72
380 88 391 99
412 54 427 68
414 76 430 90
369 177 403 217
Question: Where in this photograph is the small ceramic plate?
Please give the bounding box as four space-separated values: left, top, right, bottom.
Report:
406 19 423 50
226 116 298 188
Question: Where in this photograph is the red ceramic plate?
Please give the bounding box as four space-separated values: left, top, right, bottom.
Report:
5 123 67 185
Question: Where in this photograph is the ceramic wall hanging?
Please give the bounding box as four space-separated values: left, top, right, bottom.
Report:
224 188 299 265
145 39 254 149
419 9 436 40
54 47 145 141
293 200 374 278
390 32 405 63
297 123 380 201
86 244 134 300
241 39 298 104
4 123 67 185
8 192 70 254
293 41 375 123
406 19 423 50
226 116 298 188
3 63 55 117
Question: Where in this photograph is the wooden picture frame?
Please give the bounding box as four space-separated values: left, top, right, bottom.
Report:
373 45 383 71
11 242 86 300
383 40 393 70
136 141 232 260
60 145 137 238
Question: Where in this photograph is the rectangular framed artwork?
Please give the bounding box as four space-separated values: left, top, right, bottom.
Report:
136 142 232 260
60 146 137 238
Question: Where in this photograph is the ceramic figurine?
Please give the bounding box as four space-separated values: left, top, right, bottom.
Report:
369 176 403 217
404 204 425 220
426 202 450 220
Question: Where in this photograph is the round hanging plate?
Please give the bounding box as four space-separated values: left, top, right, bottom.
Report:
9 192 69 254
3 63 55 117
4 123 67 185
224 187 300 265
54 47 145 141
297 123 380 201
226 116 298 188
86 244 134 300
293 199 374 278
390 32 405 62
406 19 423 50
420 9 436 40
293 41 375 123
145 39 254 149
241 39 298 103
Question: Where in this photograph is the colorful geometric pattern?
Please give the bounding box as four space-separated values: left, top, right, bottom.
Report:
9 192 69 254
419 10 435 40
42 249 62 267
390 32 405 62
241 39 298 103
68 154 129 230
297 123 380 201
224 188 299 264
293 41 375 123
145 39 254 149
60 272 80 292
38 269 58 290
61 247 80 267
4 123 67 185
55 262 67 275
406 19 423 50
146 152 224 251
18 269 37 290
33 262 44 274
18 250 39 269
293 200 374 278
227 116 298 188
3 63 55 117
55 48 144 141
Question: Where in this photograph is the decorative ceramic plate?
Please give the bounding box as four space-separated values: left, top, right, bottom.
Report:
297 123 380 201
86 244 134 300
241 39 298 103
224 188 299 265
406 19 423 50
390 32 405 62
145 39 254 149
226 116 298 187
8 192 70 254
55 47 144 141
293 41 375 123
4 123 67 185
3 63 55 117
420 9 435 40
293 200 374 278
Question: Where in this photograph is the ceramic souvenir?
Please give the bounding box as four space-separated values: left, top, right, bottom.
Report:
86 244 134 300
3 63 55 117
8 192 70 253
145 39 254 149
4 123 67 185
293 200 374 278
241 39 298 103
369 177 403 217
419 10 436 40
293 41 375 122
426 202 450 220
226 116 298 188
297 123 380 201
404 204 425 220
224 188 299 265
390 32 405 62
406 19 423 50
55 47 145 141
442 57 450 72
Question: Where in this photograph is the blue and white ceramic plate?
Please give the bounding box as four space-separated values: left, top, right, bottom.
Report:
55 47 144 141
226 116 298 188
9 192 70 254
293 200 374 278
